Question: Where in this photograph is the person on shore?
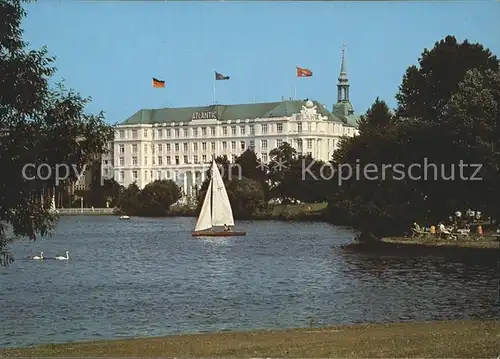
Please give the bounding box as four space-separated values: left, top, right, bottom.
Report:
411 222 422 237
438 222 451 239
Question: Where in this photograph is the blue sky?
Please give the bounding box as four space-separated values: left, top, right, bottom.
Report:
22 1 499 125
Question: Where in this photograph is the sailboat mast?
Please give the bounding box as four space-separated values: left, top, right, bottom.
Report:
210 162 214 228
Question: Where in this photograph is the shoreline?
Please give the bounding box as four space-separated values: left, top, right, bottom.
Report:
99 203 330 221
380 236 500 248
1 320 498 357
58 206 500 257
344 235 500 261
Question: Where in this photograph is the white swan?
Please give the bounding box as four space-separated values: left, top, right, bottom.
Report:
55 251 69 260
32 252 43 260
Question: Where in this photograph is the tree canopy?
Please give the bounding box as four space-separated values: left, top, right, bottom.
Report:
326 36 500 236
0 0 114 265
396 35 499 122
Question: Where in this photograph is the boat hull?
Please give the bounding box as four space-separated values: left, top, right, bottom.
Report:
192 231 246 237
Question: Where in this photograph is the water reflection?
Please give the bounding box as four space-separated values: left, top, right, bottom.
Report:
0 216 498 348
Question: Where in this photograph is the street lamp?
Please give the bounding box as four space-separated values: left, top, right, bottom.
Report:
74 196 84 213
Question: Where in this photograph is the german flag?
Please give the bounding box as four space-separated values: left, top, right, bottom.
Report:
152 77 165 88
296 66 312 77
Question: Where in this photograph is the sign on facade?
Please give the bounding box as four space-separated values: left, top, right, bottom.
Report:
191 111 217 120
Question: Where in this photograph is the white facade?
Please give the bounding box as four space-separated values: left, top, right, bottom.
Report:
101 101 359 195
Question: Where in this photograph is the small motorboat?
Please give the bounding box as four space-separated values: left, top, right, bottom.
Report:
119 215 130 220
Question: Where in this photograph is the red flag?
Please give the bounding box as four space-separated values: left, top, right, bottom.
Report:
296 66 312 77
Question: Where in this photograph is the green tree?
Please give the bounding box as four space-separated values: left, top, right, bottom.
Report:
84 155 123 208
234 148 269 199
441 68 500 221
396 35 499 122
235 149 266 181
116 183 141 215
0 0 114 265
103 179 123 207
267 144 330 203
226 177 266 218
358 97 395 134
268 142 297 202
138 179 182 216
327 122 413 235
327 37 500 236
195 153 267 218
293 155 330 203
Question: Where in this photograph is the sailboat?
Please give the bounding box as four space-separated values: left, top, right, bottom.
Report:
192 160 246 237
50 195 59 214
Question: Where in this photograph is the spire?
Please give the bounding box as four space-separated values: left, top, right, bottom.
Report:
337 41 350 103
339 41 347 80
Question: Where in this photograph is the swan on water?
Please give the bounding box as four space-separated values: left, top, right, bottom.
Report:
55 251 69 260
31 252 43 260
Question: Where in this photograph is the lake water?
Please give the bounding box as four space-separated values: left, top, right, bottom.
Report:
0 216 498 348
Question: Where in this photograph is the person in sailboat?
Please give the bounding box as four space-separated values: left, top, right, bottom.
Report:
223 224 232 232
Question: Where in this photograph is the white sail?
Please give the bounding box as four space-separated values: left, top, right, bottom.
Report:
211 160 234 227
194 179 213 231
50 195 58 213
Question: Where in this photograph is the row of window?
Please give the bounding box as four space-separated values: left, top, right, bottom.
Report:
116 143 318 168
118 138 320 155
116 148 270 166
117 138 318 166
115 150 317 184
117 169 198 183
116 124 357 142
117 123 304 140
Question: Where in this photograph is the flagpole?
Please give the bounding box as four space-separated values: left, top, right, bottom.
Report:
294 66 297 100
213 82 216 104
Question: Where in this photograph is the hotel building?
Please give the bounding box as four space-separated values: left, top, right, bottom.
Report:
102 47 360 195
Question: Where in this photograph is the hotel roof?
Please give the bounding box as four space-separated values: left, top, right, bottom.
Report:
120 100 359 128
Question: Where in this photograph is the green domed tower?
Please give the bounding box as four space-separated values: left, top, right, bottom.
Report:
332 42 360 128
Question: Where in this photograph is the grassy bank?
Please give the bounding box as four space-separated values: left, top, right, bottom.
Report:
2 320 498 358
166 202 328 221
58 212 115 216
381 236 500 249
345 233 500 261
252 202 327 221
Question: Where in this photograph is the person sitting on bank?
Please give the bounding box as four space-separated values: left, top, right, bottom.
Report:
438 222 452 239
411 222 422 236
